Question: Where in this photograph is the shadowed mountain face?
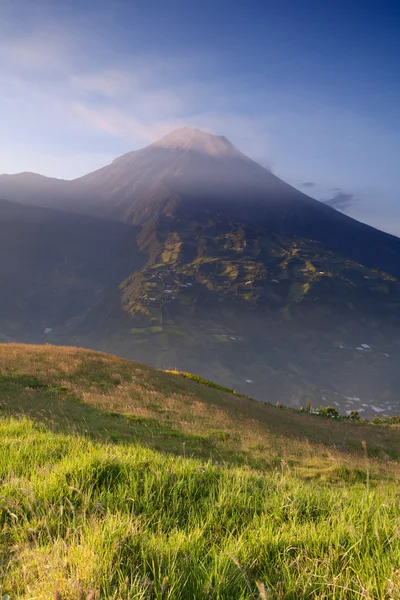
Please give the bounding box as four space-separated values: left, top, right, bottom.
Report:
1 128 400 416
0 199 143 341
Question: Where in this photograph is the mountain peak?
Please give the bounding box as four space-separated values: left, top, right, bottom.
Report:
151 127 240 157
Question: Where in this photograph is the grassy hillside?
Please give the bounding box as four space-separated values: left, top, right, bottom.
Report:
0 344 399 599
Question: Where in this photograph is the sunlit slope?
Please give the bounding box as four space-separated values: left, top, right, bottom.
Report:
1 344 399 599
0 343 399 462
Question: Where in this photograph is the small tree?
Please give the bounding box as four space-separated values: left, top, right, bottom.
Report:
318 406 339 418
305 398 312 412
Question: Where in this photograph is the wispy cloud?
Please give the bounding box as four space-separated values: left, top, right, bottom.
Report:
2 33 73 72
72 103 180 144
323 190 358 212
0 2 268 151
1 22 397 178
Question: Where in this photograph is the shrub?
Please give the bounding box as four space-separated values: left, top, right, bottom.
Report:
318 406 339 419
349 411 360 420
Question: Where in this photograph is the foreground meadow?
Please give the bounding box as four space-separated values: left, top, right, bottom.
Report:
0 344 399 599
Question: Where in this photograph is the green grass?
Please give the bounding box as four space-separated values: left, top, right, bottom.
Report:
165 370 240 395
0 344 399 599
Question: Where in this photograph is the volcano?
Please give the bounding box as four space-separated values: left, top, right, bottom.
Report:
2 128 400 276
72 127 400 278
1 127 400 416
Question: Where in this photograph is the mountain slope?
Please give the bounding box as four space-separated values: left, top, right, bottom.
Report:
1 344 399 598
2 128 400 277
76 210 400 418
0 171 73 207
0 199 143 341
73 128 400 279
2 343 399 457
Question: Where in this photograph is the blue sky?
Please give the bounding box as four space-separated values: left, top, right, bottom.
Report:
0 0 399 234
